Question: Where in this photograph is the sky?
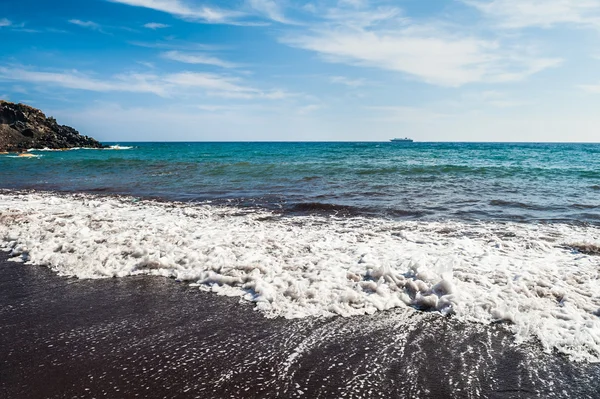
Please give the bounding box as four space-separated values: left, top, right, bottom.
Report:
1 0 600 142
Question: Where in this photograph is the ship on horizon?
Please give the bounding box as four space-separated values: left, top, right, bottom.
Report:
390 137 414 142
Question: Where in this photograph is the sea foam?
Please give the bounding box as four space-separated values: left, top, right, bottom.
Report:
25 145 133 152
1 192 599 361
106 145 133 150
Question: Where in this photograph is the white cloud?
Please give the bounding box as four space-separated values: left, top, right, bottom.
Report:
69 19 102 30
137 61 156 69
248 0 294 24
163 72 250 93
464 0 600 29
161 50 238 68
128 40 219 51
330 76 365 87
107 0 245 24
276 2 564 87
0 67 168 95
322 5 403 28
284 25 561 87
143 22 170 29
0 66 289 100
0 18 11 27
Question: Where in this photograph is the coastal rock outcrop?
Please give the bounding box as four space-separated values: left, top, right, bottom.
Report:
0 100 104 151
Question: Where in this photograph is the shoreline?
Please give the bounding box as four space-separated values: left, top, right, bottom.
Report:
0 145 132 153
0 187 597 227
2 251 599 398
1 190 600 363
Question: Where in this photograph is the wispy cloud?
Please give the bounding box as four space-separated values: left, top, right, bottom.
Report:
128 40 219 51
162 72 293 99
248 0 295 24
0 67 167 96
277 2 562 88
161 50 238 68
464 0 600 29
137 61 156 69
330 76 365 87
164 72 249 93
107 0 246 24
321 5 403 28
143 22 170 29
68 19 142 34
0 18 11 27
69 19 102 30
284 25 561 87
0 66 290 100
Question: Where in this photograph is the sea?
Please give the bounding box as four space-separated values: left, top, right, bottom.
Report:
1 142 600 395
2 142 599 223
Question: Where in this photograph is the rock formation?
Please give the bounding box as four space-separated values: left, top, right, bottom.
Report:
0 100 104 152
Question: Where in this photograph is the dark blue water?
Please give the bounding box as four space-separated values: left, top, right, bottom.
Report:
1 142 599 223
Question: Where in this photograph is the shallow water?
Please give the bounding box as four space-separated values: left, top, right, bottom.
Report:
1 142 599 223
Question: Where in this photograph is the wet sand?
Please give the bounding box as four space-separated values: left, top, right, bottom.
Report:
0 252 598 399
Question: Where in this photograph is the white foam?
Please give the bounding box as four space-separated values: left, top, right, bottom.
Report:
6 154 42 158
25 145 133 152
105 145 133 150
27 148 66 152
1 192 599 361
27 147 100 152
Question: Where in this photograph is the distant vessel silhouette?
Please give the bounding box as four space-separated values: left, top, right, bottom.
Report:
390 137 414 142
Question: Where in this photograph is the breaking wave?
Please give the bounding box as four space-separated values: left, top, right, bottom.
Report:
1 191 599 362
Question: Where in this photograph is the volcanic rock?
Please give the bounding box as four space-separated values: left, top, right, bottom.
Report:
0 100 104 151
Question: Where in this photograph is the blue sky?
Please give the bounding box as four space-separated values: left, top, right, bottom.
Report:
1 0 600 141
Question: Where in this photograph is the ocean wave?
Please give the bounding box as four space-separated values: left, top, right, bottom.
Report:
27 148 67 152
287 202 368 216
37 145 135 151
27 147 94 152
284 202 426 218
1 191 599 362
105 145 134 150
5 154 42 158
489 199 553 211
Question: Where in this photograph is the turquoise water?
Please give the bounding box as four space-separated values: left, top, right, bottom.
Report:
1 142 599 223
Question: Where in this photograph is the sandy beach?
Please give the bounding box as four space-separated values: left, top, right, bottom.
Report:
1 251 598 398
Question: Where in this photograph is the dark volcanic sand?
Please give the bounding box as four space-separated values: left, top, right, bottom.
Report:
1 252 599 399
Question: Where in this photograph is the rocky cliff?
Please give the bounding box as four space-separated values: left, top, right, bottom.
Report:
0 100 104 151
